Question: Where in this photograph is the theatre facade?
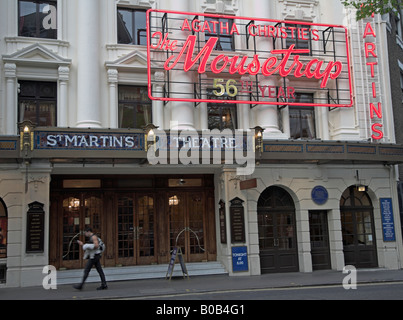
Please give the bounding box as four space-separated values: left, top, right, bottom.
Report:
1 0 403 287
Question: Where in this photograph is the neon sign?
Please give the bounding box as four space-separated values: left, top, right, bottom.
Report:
147 9 353 108
363 18 384 140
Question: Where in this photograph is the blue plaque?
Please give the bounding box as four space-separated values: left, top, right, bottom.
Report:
380 198 396 242
311 186 329 205
232 246 248 272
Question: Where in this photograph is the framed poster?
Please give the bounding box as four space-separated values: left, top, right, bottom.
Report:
380 198 396 242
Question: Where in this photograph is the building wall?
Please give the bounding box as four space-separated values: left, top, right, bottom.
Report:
216 164 402 276
1 0 402 287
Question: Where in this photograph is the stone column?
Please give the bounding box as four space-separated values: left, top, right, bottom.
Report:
76 0 101 128
253 3 285 139
152 71 165 129
107 68 118 128
319 91 330 140
58 66 70 127
5 63 17 135
168 0 194 130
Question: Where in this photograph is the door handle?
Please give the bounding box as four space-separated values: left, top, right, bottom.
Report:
134 226 141 240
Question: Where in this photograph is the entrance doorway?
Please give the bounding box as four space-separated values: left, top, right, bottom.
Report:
309 211 331 270
116 194 156 266
168 192 207 262
340 186 378 268
49 175 216 270
59 193 103 269
258 187 299 274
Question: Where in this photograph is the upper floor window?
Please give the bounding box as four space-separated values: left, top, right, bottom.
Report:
117 8 147 46
207 89 237 130
205 17 235 51
208 103 237 130
284 23 311 56
18 81 57 127
18 0 57 39
289 93 316 140
118 86 152 129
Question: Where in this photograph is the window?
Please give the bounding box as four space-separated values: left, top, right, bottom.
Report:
118 86 152 129
289 93 316 140
18 81 57 127
395 11 403 39
207 88 237 130
400 70 403 101
18 0 57 39
117 8 147 45
285 23 311 56
0 199 7 259
208 104 237 130
205 17 235 51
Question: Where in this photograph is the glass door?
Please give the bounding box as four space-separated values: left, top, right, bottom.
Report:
258 187 299 274
168 192 207 263
61 194 103 269
116 194 156 266
309 211 331 270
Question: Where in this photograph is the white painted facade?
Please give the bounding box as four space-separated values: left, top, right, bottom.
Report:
0 0 402 287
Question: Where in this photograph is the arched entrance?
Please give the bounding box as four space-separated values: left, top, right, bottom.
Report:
340 186 378 268
258 187 299 274
0 198 7 259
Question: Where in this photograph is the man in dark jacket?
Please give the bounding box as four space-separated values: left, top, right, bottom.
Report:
73 227 107 290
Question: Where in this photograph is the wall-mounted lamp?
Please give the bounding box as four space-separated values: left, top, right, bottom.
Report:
143 123 159 152
355 170 368 193
19 120 35 159
357 185 368 192
251 126 265 165
18 120 35 193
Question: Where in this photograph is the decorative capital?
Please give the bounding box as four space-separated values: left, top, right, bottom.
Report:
107 68 118 83
4 63 17 78
58 66 70 81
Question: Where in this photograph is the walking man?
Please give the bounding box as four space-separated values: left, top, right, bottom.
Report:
73 227 108 290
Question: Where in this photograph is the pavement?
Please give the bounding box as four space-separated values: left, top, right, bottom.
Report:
1 268 403 300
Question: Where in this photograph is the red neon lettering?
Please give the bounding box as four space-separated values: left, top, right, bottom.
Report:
311 29 320 41
372 83 377 98
248 24 257 36
221 21 229 35
211 54 229 74
261 57 278 76
371 123 384 140
289 26 297 39
370 102 383 119
365 43 377 58
161 37 342 87
246 54 260 75
192 19 202 32
367 62 377 77
201 21 212 33
287 87 296 99
151 32 178 51
164 35 217 73
228 56 249 75
181 19 191 31
230 23 240 35
363 22 376 38
210 20 219 33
